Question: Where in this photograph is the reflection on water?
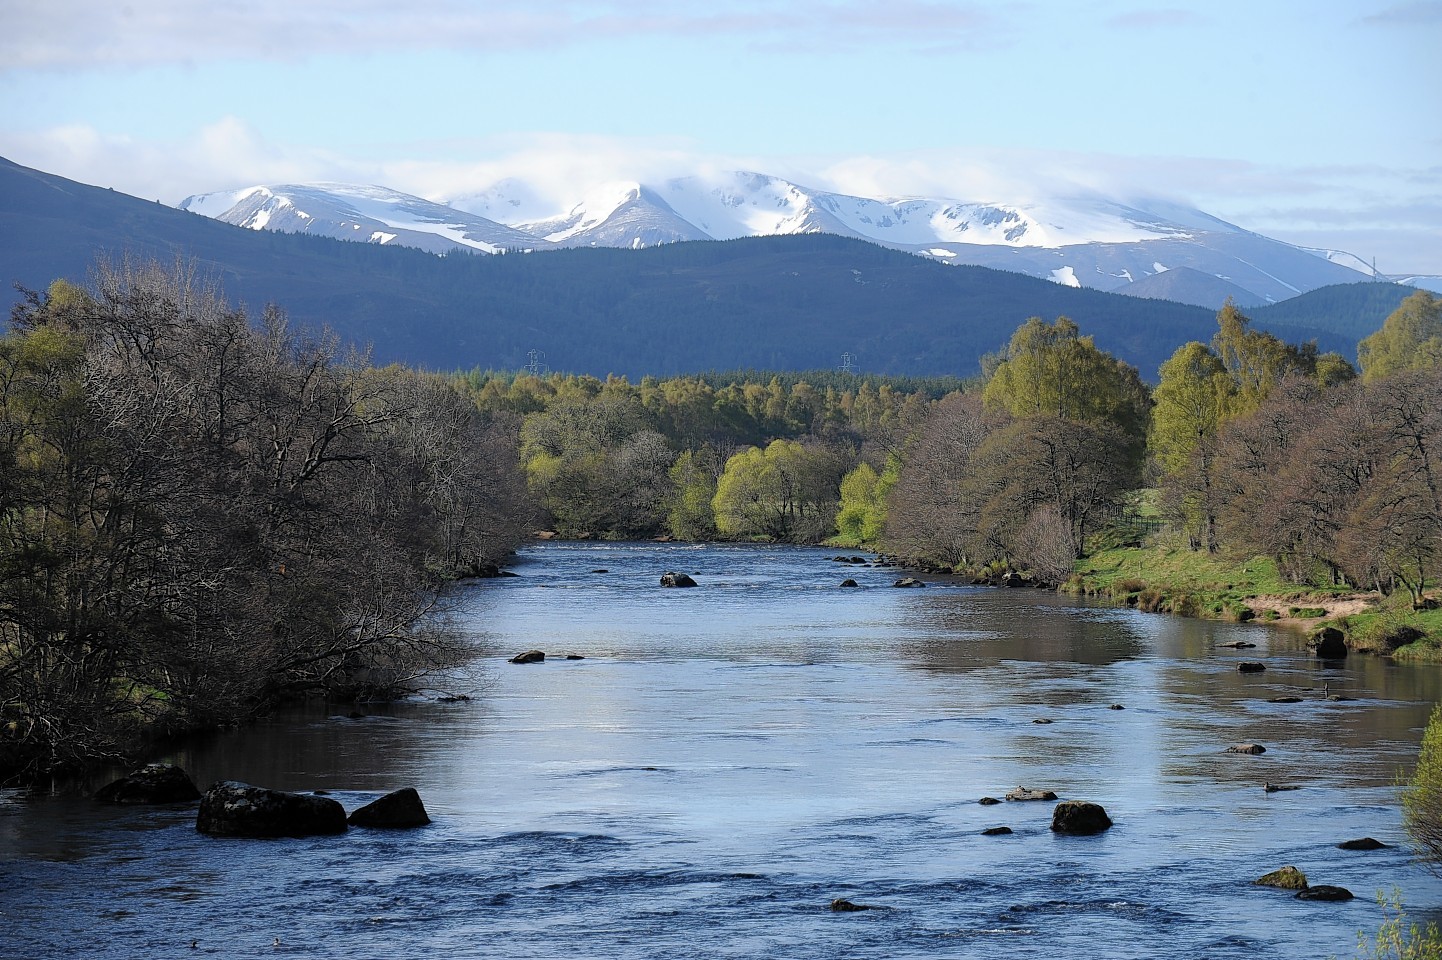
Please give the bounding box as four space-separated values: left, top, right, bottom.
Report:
1 541 1439 960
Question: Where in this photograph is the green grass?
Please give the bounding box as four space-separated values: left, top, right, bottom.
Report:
1072 537 1354 623
1071 537 1442 654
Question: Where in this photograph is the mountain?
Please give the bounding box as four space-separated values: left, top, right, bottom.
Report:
180 182 550 254
0 156 1377 381
186 169 1378 308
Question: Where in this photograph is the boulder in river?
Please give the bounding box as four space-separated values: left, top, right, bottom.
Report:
660 572 697 588
1227 743 1267 754
94 763 202 805
1338 837 1388 851
978 796 1002 805
839 578 859 588
1308 626 1348 659
509 650 545 664
347 788 431 828
1050 800 1113 835
196 781 348 838
981 826 1013 836
1005 786 1058 802
892 577 925 588
1296 885 1354 902
1255 866 1308 890
1238 661 1267 673
829 898 875 912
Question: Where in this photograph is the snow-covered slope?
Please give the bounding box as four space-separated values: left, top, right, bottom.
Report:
179 171 1380 306
179 182 548 255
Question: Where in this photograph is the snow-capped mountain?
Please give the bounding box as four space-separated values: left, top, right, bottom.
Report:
180 182 549 255
181 171 1382 306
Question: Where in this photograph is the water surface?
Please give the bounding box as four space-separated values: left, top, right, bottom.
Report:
2 542 1439 958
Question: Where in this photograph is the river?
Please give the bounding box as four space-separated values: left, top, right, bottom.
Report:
2 541 1440 959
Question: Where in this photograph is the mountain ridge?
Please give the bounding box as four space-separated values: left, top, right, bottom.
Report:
180 168 1386 309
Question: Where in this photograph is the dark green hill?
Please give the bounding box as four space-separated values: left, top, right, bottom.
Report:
1 155 1355 380
1246 281 1420 341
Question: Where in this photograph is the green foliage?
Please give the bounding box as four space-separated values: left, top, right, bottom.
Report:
1355 891 1442 960
1404 704 1442 870
666 449 718 541
712 439 845 543
1358 291 1442 382
982 316 1150 440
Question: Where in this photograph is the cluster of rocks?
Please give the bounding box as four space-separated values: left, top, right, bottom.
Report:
509 649 586 664
1254 865 1354 902
93 763 431 838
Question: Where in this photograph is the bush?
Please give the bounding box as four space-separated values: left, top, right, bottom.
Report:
1403 704 1442 871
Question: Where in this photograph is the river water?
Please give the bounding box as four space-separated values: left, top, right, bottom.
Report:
3 542 1441 959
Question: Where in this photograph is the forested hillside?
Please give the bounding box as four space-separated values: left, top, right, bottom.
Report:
2 156 1375 382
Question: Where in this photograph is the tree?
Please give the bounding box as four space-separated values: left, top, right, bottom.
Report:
982 316 1150 441
0 260 531 779
1358 290 1442 382
712 439 846 543
1150 341 1235 551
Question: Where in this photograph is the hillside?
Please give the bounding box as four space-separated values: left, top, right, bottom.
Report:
1 156 1360 380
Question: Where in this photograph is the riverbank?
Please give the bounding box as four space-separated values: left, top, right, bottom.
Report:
1066 540 1442 662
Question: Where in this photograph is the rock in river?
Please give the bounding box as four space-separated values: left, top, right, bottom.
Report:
509 650 545 664
892 577 925 588
1006 786 1058 802
1238 661 1267 673
1051 800 1113 835
1255 866 1308 890
348 788 431 828
1338 837 1389 851
196 781 348 838
1227 743 1267 754
94 763 202 805
1297 885 1354 902
1309 626 1348 659
660 572 697 588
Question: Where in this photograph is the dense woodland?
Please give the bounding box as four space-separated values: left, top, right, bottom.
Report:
2 256 1439 783
0 262 531 780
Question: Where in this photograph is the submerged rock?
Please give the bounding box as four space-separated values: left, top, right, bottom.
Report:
978 796 1002 805
660 572 697 588
94 763 202 805
1255 866 1308 890
1238 661 1267 673
1264 783 1301 793
1338 837 1389 851
1297 885 1354 902
1050 800 1113 835
829 898 875 912
509 650 545 664
196 781 347 838
981 826 1013 836
892 577 925 588
1227 743 1267 754
348 788 431 829
839 578 860 588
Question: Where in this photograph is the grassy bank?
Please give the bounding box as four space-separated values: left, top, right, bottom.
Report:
1066 538 1442 661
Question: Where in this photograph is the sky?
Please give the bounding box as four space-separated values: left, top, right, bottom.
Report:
2 0 1439 274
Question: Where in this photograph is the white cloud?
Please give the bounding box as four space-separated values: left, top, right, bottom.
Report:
4 123 1438 273
0 0 1009 71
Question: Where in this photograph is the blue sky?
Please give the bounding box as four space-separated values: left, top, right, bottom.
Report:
2 0 1439 273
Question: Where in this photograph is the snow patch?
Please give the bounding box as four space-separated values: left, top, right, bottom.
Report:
370 231 397 244
1152 262 1169 273
927 248 956 258
1049 266 1081 287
